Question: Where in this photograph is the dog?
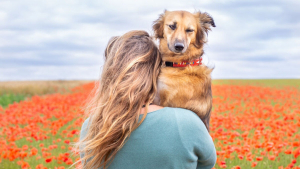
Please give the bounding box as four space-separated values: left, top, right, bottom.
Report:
153 10 215 131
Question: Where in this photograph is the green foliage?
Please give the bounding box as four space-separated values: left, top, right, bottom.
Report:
0 93 27 108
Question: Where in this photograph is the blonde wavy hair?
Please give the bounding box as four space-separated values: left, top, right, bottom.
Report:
74 30 162 169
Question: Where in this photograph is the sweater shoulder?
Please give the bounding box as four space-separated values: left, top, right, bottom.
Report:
170 107 206 132
80 117 90 140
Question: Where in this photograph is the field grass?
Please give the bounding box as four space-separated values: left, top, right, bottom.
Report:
0 80 93 107
213 79 300 88
0 79 299 169
0 94 26 108
0 80 93 95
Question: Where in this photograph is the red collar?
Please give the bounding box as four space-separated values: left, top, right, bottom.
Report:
165 57 202 67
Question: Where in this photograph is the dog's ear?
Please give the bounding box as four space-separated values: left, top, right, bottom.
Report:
153 10 166 39
195 12 215 48
105 36 119 60
197 12 216 32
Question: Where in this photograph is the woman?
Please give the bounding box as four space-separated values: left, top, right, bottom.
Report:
76 30 216 169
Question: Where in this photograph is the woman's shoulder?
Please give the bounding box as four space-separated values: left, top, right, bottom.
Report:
80 117 90 139
166 107 216 167
164 107 206 132
82 117 90 129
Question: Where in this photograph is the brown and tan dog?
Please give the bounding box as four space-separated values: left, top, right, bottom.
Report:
153 10 215 131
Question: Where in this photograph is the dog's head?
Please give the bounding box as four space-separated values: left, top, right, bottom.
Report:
153 10 215 54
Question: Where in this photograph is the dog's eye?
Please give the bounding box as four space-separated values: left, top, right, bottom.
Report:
186 29 194 33
169 25 176 30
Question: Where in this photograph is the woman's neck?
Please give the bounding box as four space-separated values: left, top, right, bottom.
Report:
140 104 164 114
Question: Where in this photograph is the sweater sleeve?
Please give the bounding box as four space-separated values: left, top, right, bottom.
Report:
195 121 217 169
174 108 217 169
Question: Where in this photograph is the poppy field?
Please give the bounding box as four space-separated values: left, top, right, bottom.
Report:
0 80 299 169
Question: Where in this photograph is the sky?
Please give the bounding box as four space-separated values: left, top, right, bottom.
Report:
0 0 299 81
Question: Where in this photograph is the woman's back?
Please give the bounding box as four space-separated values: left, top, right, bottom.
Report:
80 107 216 169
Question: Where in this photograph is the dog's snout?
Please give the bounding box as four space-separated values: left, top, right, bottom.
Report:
174 43 184 51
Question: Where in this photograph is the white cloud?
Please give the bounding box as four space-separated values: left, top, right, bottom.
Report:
0 0 299 80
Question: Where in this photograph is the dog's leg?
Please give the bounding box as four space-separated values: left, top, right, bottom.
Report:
186 97 212 132
159 90 171 107
153 92 160 105
185 75 212 132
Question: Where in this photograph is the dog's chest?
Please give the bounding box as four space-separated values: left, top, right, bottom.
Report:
157 66 211 95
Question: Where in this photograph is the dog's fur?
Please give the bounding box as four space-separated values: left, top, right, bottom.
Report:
153 10 215 131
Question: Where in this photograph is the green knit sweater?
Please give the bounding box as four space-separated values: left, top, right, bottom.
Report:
80 107 216 169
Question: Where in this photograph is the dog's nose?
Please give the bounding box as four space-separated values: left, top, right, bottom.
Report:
174 43 184 51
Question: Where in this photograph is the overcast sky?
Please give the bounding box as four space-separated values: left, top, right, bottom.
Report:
0 0 299 81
